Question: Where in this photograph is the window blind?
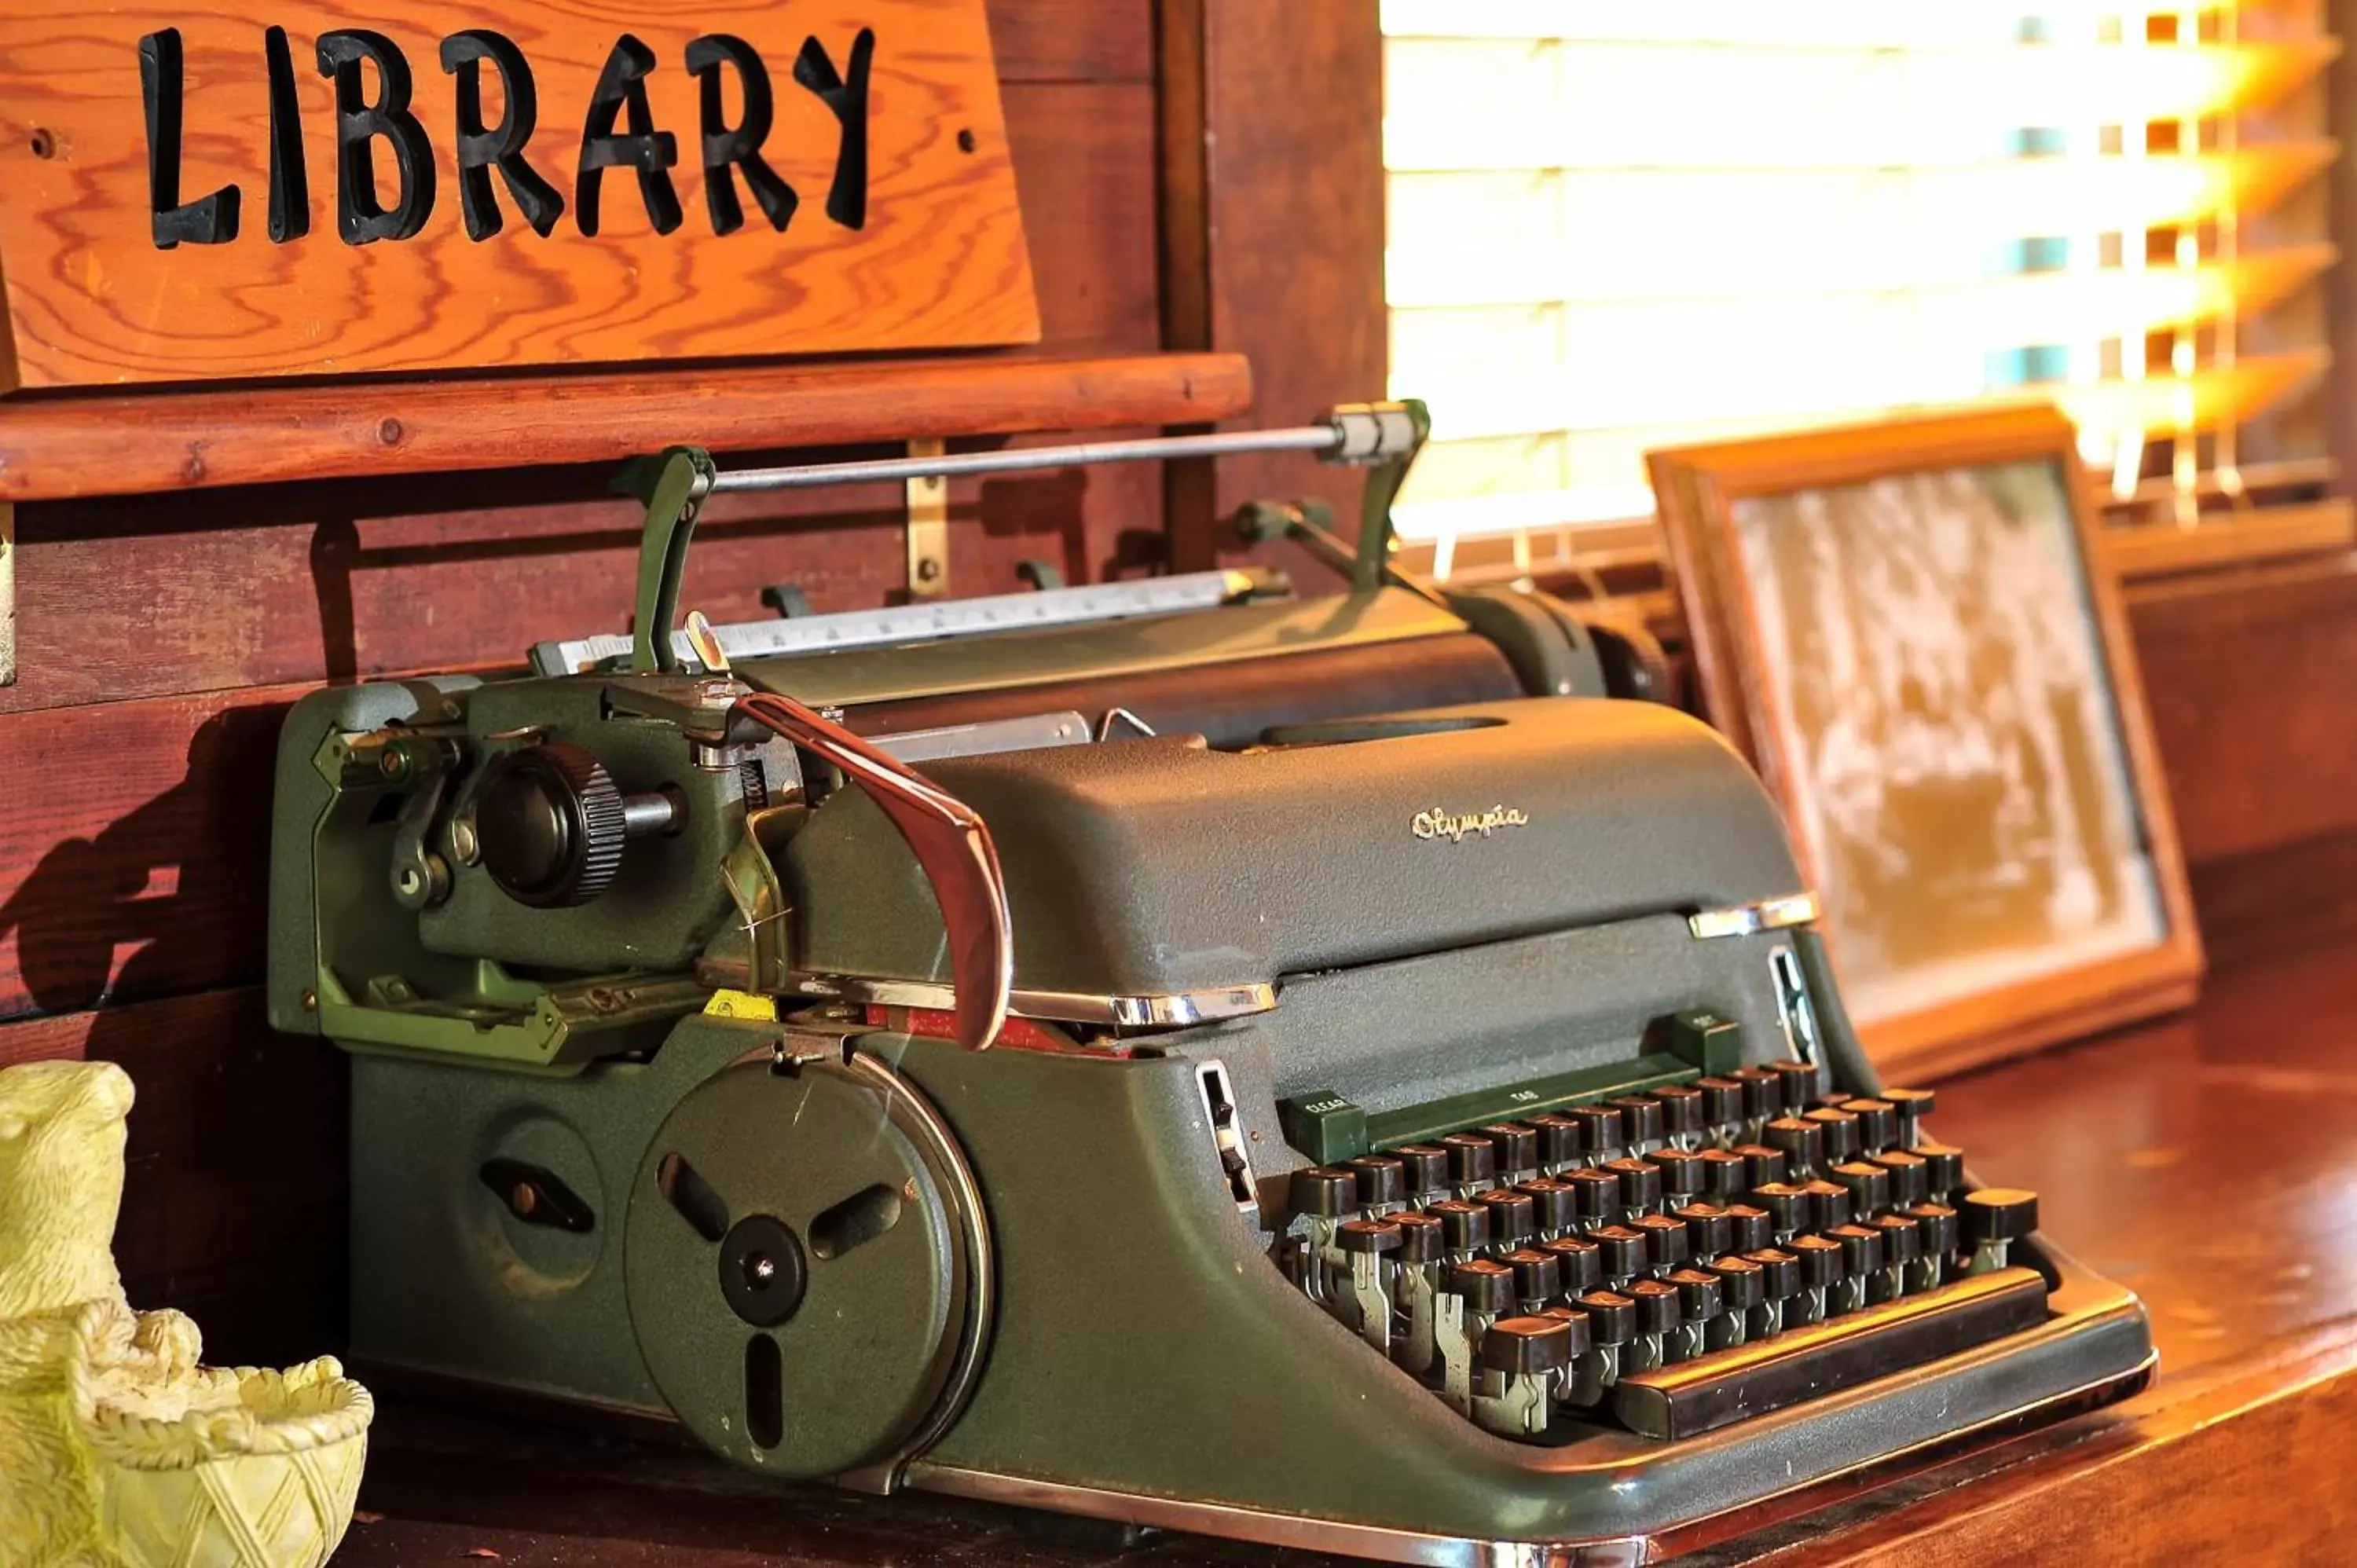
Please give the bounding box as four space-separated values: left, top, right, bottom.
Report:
1381 2 2341 573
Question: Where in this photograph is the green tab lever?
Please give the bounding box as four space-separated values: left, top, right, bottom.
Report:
621 445 719 674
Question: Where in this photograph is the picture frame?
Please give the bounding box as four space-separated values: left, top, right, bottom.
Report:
1648 405 2203 1083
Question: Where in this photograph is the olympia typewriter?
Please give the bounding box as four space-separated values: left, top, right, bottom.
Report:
266 401 2154 1563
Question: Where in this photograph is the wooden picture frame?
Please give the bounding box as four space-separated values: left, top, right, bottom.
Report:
1649 405 2203 1083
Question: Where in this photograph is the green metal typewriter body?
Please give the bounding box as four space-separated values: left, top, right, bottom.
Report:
266 417 2152 1564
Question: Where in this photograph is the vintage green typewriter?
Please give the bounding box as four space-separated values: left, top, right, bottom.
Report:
266 404 2153 1563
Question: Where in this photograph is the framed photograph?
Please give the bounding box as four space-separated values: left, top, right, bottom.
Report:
1648 405 2202 1083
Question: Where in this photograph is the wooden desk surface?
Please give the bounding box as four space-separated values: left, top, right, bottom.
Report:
339 936 2357 1566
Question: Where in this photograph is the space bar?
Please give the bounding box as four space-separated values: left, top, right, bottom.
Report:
1611 1266 2050 1440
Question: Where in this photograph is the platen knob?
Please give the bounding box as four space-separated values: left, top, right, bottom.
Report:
476 742 630 908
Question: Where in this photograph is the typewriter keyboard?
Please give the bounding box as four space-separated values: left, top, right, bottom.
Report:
1275 1065 2050 1442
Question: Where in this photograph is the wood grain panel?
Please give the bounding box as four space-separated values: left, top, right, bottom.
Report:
987 0 1152 82
0 987 347 1365
0 0 1038 385
0 350 1250 502
1000 84 1160 352
2127 553 2357 863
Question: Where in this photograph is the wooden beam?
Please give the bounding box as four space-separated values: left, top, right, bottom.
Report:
0 352 1253 504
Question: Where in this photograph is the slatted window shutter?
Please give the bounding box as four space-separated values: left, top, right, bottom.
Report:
1382 2 2341 578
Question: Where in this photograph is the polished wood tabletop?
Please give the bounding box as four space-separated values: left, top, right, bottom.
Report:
339 932 2357 1566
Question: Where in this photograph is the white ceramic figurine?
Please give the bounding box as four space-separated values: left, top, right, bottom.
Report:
0 1060 371 1568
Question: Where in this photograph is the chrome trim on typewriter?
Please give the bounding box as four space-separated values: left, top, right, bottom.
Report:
1687 892 1820 940
790 973 1280 1031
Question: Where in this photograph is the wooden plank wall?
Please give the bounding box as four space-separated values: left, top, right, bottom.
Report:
0 0 1164 1365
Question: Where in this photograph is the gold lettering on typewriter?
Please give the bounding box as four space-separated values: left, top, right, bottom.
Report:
1410 805 1530 844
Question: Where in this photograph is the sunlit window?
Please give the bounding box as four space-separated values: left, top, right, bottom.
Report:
1381 2 2337 571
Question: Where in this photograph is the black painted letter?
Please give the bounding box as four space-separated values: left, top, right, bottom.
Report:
317 31 436 244
137 28 240 247
685 35 797 236
575 35 682 237
441 30 564 240
264 25 310 243
792 29 873 230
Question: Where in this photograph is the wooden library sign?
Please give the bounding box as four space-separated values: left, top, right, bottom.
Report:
0 2 1039 389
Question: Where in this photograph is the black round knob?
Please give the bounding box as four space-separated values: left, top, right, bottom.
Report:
1475 1188 1537 1247
1289 1166 1361 1220
1574 1290 1635 1345
1483 1316 1574 1376
1541 1236 1603 1294
718 1214 808 1328
1501 1247 1562 1302
1448 1258 1516 1313
1722 1203 1773 1253
1626 1278 1680 1335
1440 1132 1497 1189
1346 1156 1406 1209
1963 1187 2040 1244
1394 1211 1444 1263
1339 1218 1402 1255
1392 1144 1450 1200
1428 1198 1490 1254
476 742 630 908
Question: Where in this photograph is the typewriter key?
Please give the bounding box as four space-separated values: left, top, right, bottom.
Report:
1563 1167 1622 1229
1825 1225 1884 1314
1625 1279 1681 1371
1603 1156 1666 1216
1501 1247 1563 1311
1565 1105 1627 1163
1670 1202 1731 1261
1804 1105 1863 1167
1881 1086 1937 1149
1475 1188 1538 1251
1477 1317 1575 1438
1568 1291 1635 1404
1288 1166 1361 1306
1845 1099 1899 1156
1291 1166 1361 1219
1514 1177 1578 1238
1528 1113 1585 1173
1696 1147 1749 1202
1869 1149 1930 1209
1732 1142 1790 1190
1763 1117 1825 1180
1428 1198 1490 1259
1629 1212 1691 1277
1787 1233 1844 1324
1391 1213 1446 1373
1729 1064 1785 1135
1392 1144 1450 1202
1539 1236 1603 1295
1915 1141 1967 1204
1802 1178 1854 1233
1483 1123 1541 1181
1440 1131 1498 1195
1751 1181 1814 1242
1769 1058 1821 1114
1664 1268 1726 1362
1439 1258 1516 1412
1650 1085 1706 1151
1831 1160 1893 1220
1347 1155 1407 1213
1745 1247 1802 1336
1704 1255 1765 1348
1693 1076 1747 1143
1962 1187 2039 1275
1586 1224 1650 1289
1651 1149 1707 1204
1723 1202 1774 1254
1865 1211 1922 1302
1902 1202 1959 1289
1606 1096 1668 1155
